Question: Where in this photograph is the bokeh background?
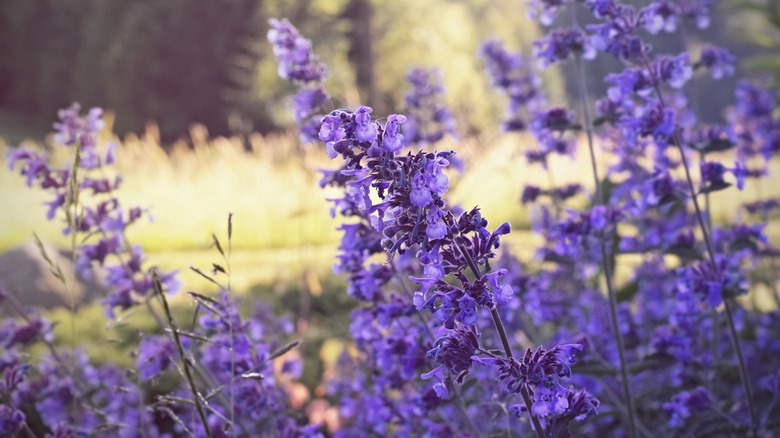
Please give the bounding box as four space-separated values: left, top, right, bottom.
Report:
1 0 779 398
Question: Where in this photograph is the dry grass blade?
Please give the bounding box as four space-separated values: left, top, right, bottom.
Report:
153 270 213 438
210 233 224 257
33 232 66 285
164 328 217 345
189 266 225 289
155 405 195 438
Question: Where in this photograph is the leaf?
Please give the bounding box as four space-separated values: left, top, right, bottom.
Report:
163 328 216 345
267 340 301 362
699 181 732 195
210 233 224 256
616 280 639 302
228 212 233 241
189 266 224 288
689 138 735 154
744 55 780 72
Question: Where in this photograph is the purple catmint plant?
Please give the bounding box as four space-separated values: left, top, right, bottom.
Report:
480 38 546 132
7 104 180 318
516 1 780 437
312 103 598 436
268 18 331 143
402 67 458 145
5 106 313 436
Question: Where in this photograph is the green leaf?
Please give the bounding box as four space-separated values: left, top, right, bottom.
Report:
699 181 732 194
689 138 735 154
616 280 639 302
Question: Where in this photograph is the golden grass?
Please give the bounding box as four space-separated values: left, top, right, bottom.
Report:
0 125 344 254
1 123 778 265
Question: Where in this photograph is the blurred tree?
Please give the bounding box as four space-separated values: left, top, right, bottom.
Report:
342 0 377 107
0 0 274 143
0 0 548 142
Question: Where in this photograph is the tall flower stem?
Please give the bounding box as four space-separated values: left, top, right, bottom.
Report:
456 242 547 438
574 55 638 438
153 271 213 438
644 69 758 437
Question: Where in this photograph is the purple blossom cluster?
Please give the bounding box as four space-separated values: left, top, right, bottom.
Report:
264 10 780 436
268 18 330 143
480 39 545 131
508 0 780 436
402 67 458 145
3 108 314 436
7 104 180 318
315 102 598 436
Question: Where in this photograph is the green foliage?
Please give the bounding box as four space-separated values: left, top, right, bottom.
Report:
1 0 271 142
0 0 549 142
729 0 780 83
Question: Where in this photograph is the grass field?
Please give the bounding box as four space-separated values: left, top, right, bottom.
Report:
2 123 779 290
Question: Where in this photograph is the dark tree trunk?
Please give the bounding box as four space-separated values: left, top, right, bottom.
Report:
342 0 376 108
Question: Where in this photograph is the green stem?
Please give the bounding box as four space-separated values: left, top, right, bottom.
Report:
456 242 547 438
642 58 758 437
153 271 213 438
574 54 638 438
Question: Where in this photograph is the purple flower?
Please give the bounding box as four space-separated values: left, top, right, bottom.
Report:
480 38 545 131
677 254 747 307
136 335 175 380
267 18 327 84
424 325 481 388
403 68 458 144
699 47 736 80
663 387 712 428
642 1 679 34
527 0 570 26
0 405 25 436
383 114 407 152
522 185 542 205
534 28 596 67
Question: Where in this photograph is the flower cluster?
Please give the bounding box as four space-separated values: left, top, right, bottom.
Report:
4 106 313 436
480 39 545 131
513 1 780 436
402 67 458 145
268 18 330 142
7 104 180 318
313 99 597 433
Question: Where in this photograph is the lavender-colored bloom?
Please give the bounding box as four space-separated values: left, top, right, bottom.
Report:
480 38 545 131
699 161 727 191
677 254 747 307
654 54 693 89
698 47 736 80
383 114 407 152
534 28 595 67
53 103 105 146
136 335 175 380
663 387 711 428
678 0 712 29
642 1 679 34
522 185 543 205
587 6 649 61
744 198 780 218
0 405 25 435
292 87 329 142
423 324 481 389
403 68 457 144
267 18 327 84
527 0 571 27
